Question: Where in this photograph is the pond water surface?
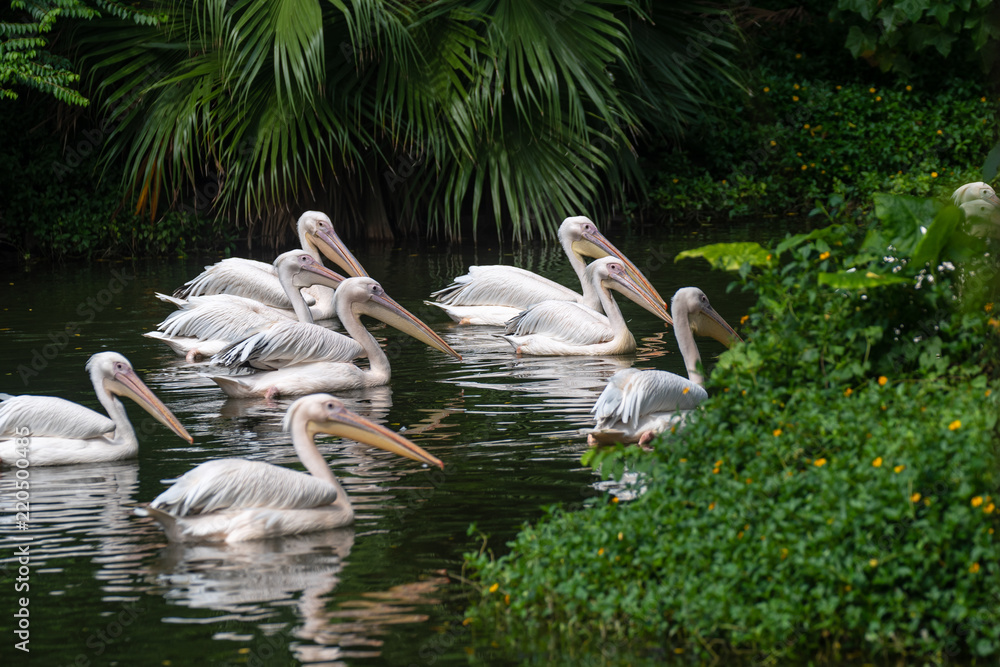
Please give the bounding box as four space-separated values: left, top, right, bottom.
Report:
0 220 780 665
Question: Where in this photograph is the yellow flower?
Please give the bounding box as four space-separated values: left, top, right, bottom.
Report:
986 389 992 397
906 85 912 91
836 85 842 90
489 583 499 593
740 314 749 325
781 548 788 560
931 171 938 178
674 648 684 654
911 492 921 503
803 123 810 129
819 251 830 260
679 458 687 462
936 129 943 135
773 428 782 437
981 96 987 102
618 531 624 540
972 496 984 507
792 95 799 102
682 386 690 394
869 558 879 567
801 164 808 171
985 303 993 312
949 420 961 431
869 87 876 93
894 464 905 473
844 388 853 397
814 458 827 467
763 86 770 92
984 503 995 514
746 478 753 484
769 140 776 146
873 457 883 467
672 178 679 184
970 562 980 574
878 376 888 386
795 53 802 59
875 96 882 101
598 548 605 556
712 467 720 474
504 594 510 605
612 496 619 504
737 531 744 539
708 502 715 511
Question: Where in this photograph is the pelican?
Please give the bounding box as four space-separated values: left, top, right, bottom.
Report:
175 211 368 319
211 277 462 398
426 216 665 325
588 287 741 446
951 182 1000 206
135 393 442 542
0 352 193 466
501 258 673 356
146 250 351 362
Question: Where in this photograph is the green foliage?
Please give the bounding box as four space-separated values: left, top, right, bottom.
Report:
0 0 159 105
648 72 999 223
464 194 1000 662
833 0 1000 74
64 0 747 242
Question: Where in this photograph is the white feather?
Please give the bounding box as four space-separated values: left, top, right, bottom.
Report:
0 395 114 439
211 319 365 371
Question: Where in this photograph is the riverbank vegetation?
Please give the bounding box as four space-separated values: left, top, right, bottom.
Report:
465 193 1000 663
2 1 997 259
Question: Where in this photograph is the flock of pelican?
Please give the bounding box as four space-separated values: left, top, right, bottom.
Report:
10 183 991 544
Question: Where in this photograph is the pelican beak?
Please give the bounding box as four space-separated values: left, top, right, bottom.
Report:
984 190 1000 207
572 230 668 310
604 264 673 324
309 226 369 278
691 304 742 347
296 255 347 290
106 368 193 443
356 290 463 360
310 405 443 469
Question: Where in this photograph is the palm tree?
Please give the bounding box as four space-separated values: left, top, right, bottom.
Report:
71 0 746 243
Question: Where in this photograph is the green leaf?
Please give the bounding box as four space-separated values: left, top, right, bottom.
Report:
817 270 909 289
912 206 960 267
675 242 772 271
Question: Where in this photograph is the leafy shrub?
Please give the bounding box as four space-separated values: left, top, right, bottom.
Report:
646 71 998 223
464 194 1000 662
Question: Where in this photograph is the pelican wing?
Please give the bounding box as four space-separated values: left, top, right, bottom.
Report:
156 295 291 342
211 319 365 370
432 266 582 310
0 395 115 439
505 301 614 345
150 459 339 516
592 369 707 429
174 258 316 308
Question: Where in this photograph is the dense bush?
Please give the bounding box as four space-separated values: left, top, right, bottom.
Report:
465 194 1000 662
646 71 998 222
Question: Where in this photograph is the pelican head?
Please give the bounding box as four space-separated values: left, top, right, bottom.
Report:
273 249 346 291
283 394 443 469
951 182 1000 207
561 216 667 308
339 277 462 360
296 211 369 278
593 258 673 324
86 352 193 443
671 287 742 347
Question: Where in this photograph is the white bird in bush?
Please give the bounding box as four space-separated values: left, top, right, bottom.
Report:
135 393 442 543
0 352 192 466
587 287 741 446
426 216 665 326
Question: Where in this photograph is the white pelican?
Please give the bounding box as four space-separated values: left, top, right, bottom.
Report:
426 216 665 325
588 287 741 446
145 250 351 362
135 393 442 542
0 352 193 466
211 277 462 398
501 258 673 356
951 182 1000 206
175 211 368 319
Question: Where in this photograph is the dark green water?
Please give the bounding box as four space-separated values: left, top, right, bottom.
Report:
0 221 774 665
